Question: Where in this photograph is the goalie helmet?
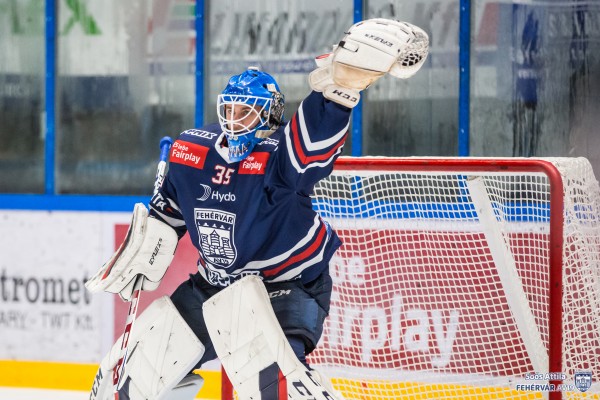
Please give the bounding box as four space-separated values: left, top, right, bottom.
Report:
217 67 285 162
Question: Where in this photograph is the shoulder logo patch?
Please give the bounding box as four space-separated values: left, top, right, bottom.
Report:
170 140 209 169
239 152 270 175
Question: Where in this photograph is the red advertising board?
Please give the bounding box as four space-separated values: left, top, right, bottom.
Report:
114 225 543 377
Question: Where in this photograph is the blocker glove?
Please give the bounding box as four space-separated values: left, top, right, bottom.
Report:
85 203 178 301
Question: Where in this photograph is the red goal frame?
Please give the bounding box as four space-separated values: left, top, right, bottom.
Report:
221 157 566 400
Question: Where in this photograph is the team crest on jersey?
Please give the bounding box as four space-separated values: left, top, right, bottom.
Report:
194 208 237 267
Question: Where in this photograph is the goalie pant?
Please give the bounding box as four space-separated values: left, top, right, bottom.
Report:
114 270 333 398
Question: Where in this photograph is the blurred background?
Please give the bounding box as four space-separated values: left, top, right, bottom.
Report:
1 1 599 397
1 0 598 196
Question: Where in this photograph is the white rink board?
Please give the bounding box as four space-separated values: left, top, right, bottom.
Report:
0 210 130 363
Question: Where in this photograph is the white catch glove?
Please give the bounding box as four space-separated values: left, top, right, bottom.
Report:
309 18 429 108
85 203 178 301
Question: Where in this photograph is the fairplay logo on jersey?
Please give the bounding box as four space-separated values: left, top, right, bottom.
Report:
194 208 238 268
239 152 269 174
170 140 209 169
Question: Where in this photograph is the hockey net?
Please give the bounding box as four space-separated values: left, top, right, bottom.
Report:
222 157 600 399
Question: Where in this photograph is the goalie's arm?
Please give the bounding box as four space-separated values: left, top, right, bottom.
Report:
148 171 188 238
268 90 351 196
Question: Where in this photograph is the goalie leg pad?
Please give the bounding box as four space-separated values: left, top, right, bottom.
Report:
89 296 205 400
203 276 342 400
169 374 205 400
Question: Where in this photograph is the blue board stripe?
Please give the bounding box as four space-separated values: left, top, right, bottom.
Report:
313 199 551 222
0 194 556 221
0 194 149 212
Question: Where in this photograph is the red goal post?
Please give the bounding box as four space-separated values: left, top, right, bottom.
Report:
221 156 600 399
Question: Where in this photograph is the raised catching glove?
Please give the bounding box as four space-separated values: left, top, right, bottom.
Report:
85 203 178 301
309 18 429 108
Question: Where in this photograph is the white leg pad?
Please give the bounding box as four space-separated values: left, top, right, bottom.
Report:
202 276 343 400
89 296 205 400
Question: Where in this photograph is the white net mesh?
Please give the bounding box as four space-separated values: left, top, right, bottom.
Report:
391 24 429 80
306 157 600 399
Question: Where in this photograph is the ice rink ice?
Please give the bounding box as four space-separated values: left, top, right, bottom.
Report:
0 388 89 400
0 388 213 400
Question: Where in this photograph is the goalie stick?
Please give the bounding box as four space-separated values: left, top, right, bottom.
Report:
111 136 173 398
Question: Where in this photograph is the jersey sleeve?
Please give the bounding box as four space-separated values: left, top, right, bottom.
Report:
268 91 351 195
148 172 188 239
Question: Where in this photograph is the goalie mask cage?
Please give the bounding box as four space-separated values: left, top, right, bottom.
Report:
222 157 600 400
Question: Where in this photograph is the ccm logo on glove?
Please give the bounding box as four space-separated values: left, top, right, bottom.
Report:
332 89 358 103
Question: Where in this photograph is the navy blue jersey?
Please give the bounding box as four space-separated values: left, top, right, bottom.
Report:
149 91 350 287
